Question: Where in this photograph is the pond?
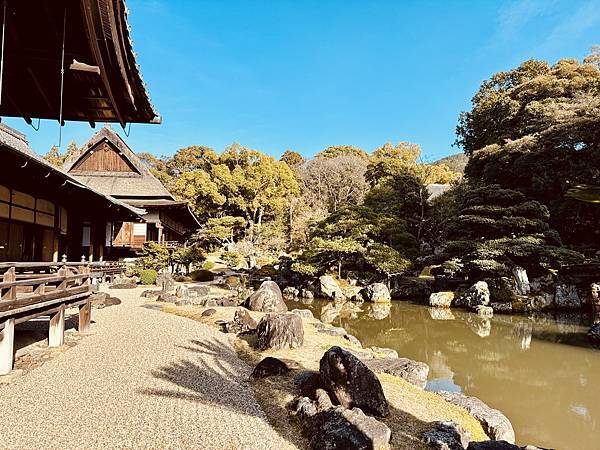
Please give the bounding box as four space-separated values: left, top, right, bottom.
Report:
286 298 600 450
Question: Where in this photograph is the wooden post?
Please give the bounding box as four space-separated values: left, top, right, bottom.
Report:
1 267 16 301
0 318 15 375
79 300 92 332
57 266 68 290
49 304 65 347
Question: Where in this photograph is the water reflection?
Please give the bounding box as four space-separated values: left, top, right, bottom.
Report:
288 298 600 450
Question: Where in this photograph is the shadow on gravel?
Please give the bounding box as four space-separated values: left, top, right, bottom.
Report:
139 337 290 426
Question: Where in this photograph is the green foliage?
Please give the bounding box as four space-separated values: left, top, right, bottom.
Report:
432 185 584 277
189 269 215 282
280 150 305 168
171 246 204 273
43 140 79 168
139 269 158 285
194 216 246 247
457 55 600 247
135 242 169 272
316 145 369 159
222 251 244 268
202 260 216 270
296 205 417 278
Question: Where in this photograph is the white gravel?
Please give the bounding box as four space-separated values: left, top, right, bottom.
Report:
0 287 298 449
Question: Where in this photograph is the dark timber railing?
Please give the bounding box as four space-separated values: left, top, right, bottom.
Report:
0 261 127 375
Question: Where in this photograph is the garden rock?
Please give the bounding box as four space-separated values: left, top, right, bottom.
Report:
588 323 600 344
430 291 455 308
455 281 490 309
554 284 581 309
246 281 287 313
225 307 257 333
256 313 304 350
283 286 300 299
319 275 345 301
157 272 175 292
303 405 391 450
156 292 177 303
437 391 515 443
141 289 162 298
201 308 216 317
361 283 391 303
423 421 471 450
370 346 398 358
301 289 314 300
467 442 545 450
291 309 314 319
176 285 188 298
365 357 429 389
250 357 290 379
319 346 389 417
512 267 530 295
475 305 494 318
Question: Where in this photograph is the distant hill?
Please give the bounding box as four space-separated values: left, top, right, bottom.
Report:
434 153 468 174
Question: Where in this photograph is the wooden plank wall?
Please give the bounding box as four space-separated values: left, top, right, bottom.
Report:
71 142 137 173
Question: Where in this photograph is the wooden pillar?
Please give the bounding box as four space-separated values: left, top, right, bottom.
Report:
79 300 92 333
1 267 16 301
49 305 65 347
0 318 15 375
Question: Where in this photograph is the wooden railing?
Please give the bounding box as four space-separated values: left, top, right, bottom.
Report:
0 261 125 376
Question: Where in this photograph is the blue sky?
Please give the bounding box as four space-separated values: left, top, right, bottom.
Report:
6 0 600 161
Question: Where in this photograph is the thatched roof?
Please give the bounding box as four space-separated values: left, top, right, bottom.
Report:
64 126 173 200
0 124 144 220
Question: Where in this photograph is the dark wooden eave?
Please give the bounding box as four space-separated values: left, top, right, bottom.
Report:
0 0 159 127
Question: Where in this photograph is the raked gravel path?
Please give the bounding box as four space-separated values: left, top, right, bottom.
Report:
0 287 298 450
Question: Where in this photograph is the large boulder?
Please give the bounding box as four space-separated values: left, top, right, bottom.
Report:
365 357 429 390
588 323 600 345
319 346 389 417
296 397 392 450
250 357 290 379
256 313 304 350
429 291 454 308
225 307 258 334
554 284 581 309
319 275 345 301
437 391 515 444
361 283 391 303
246 281 287 313
455 281 490 309
423 421 471 450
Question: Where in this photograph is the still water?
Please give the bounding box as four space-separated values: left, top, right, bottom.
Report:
288 298 600 450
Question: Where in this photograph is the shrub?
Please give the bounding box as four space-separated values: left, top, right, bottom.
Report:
202 261 216 270
139 269 158 285
222 251 244 268
135 242 169 272
189 269 215 282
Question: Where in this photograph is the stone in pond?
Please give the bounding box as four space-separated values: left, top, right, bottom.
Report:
429 291 455 308
455 281 490 309
437 391 515 443
319 346 389 417
361 283 391 303
588 323 600 345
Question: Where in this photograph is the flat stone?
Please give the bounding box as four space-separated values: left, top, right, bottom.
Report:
369 346 398 358
438 391 515 443
365 357 429 390
291 308 314 319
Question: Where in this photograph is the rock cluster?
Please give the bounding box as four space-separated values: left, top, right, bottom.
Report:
225 308 257 334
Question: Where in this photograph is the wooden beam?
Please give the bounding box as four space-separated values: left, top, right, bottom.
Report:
48 304 65 347
0 318 15 375
78 299 91 333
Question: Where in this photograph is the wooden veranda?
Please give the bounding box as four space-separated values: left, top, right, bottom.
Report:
0 261 125 375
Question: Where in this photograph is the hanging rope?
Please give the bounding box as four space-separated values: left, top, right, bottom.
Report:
123 122 132 137
29 118 41 131
0 0 7 107
57 7 67 147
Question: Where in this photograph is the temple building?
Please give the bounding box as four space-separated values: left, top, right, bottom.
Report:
0 0 163 262
64 126 200 258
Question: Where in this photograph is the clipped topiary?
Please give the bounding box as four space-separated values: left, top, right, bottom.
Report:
189 269 215 282
139 269 158 285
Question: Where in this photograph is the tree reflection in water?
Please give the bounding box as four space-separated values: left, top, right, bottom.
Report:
287 298 600 450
